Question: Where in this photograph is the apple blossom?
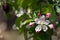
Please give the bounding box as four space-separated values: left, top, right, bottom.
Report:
35 15 50 32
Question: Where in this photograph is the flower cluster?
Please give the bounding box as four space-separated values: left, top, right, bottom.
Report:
29 13 54 32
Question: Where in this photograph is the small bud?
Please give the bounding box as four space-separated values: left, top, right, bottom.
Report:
48 24 54 29
46 13 51 18
29 22 34 27
38 13 41 17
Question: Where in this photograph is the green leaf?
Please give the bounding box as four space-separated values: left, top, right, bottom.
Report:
18 19 34 34
15 13 29 27
22 19 34 25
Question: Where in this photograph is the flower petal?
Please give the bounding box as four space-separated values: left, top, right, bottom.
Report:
40 15 45 20
37 21 41 24
34 18 41 24
42 25 48 32
34 18 39 21
35 25 42 32
44 20 50 25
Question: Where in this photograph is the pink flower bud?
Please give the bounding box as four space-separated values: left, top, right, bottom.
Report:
29 22 34 27
48 24 54 29
38 13 41 17
46 13 51 18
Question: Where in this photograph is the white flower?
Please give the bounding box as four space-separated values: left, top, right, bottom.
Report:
16 8 24 17
34 15 51 32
